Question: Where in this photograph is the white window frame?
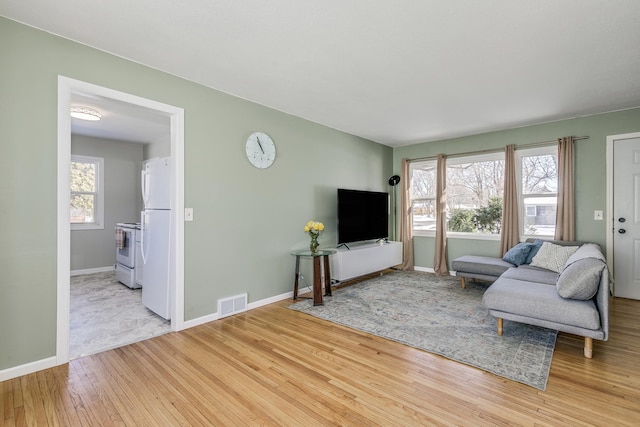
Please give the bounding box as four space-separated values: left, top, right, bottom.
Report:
446 152 505 240
70 155 104 231
515 145 558 240
409 159 437 236
410 146 559 241
410 152 505 240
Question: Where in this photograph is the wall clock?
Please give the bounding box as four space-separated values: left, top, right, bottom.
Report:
245 131 276 169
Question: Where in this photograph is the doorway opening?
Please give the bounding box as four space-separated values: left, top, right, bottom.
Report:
57 76 185 365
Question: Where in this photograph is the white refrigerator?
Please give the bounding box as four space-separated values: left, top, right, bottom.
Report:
140 156 172 320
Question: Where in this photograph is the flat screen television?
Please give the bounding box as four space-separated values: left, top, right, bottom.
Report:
337 188 389 244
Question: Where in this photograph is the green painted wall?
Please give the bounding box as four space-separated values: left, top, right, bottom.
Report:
0 18 392 370
393 108 640 269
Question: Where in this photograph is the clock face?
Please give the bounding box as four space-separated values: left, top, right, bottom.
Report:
246 132 276 169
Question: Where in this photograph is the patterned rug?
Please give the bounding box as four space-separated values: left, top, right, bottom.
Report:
288 271 557 390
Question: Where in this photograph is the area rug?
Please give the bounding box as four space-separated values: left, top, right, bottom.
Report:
288 271 557 390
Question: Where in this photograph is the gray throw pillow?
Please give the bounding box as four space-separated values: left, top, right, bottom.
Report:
530 242 579 273
556 258 605 300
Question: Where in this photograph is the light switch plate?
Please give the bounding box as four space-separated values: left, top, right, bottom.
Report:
594 210 603 220
185 208 194 221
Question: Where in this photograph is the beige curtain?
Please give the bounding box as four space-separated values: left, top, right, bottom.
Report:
555 136 575 241
500 144 519 255
399 158 414 270
434 154 449 275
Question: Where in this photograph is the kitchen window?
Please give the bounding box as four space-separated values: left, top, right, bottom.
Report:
70 155 104 230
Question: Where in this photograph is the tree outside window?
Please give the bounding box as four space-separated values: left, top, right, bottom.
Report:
71 155 104 230
446 155 504 234
410 163 436 231
410 146 558 238
519 149 557 236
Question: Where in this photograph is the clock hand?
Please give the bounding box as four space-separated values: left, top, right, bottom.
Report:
256 137 265 154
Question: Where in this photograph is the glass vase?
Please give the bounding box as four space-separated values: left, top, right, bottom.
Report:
309 234 319 254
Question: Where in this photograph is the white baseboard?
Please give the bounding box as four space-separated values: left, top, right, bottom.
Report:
181 290 293 330
0 356 57 382
248 291 293 310
71 266 114 276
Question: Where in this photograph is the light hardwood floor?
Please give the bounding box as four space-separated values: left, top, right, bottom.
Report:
2 293 640 426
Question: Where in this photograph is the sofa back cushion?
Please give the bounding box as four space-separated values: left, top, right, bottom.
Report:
530 242 579 273
556 258 605 300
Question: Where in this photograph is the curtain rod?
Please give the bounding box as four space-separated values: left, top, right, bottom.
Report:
408 136 589 163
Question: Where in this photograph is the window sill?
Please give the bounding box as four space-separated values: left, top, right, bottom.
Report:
412 231 501 241
71 223 104 231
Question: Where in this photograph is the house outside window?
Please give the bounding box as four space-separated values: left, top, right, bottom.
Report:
71 155 104 230
410 145 558 239
517 146 558 237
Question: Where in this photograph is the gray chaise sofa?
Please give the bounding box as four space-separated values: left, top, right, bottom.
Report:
451 240 609 358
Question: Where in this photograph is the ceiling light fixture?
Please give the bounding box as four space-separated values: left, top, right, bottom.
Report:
70 106 102 121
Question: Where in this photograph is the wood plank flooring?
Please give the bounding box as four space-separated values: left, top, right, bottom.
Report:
2 293 640 426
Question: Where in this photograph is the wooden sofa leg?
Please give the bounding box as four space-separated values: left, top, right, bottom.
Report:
461 277 466 289
584 337 593 359
497 318 503 336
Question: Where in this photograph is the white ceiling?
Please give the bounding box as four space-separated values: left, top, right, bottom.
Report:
2 0 640 147
70 91 170 143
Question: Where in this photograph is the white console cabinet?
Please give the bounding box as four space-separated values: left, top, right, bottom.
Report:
330 241 402 281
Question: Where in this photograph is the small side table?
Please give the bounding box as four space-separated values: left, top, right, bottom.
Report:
291 249 337 306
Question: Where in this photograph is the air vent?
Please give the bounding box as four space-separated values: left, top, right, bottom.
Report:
217 293 248 319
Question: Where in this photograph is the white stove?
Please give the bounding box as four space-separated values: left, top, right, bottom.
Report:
115 222 142 289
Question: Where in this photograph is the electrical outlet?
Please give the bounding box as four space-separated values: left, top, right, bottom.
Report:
594 210 603 220
185 208 194 221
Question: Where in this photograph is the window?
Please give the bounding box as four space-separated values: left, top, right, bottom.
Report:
70 155 104 230
446 153 504 235
410 152 504 236
517 146 557 237
410 162 437 232
410 146 558 239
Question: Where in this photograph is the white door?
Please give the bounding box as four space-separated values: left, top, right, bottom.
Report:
612 135 640 300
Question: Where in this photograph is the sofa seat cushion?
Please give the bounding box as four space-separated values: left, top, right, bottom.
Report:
451 255 514 277
482 277 601 330
500 265 559 285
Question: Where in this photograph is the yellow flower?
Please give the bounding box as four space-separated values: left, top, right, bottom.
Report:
304 220 324 235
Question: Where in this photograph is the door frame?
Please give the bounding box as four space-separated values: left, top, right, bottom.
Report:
605 131 640 294
57 76 185 365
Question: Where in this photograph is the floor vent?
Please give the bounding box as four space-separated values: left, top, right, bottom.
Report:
218 293 248 319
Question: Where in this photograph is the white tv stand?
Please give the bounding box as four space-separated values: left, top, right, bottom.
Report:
330 241 403 282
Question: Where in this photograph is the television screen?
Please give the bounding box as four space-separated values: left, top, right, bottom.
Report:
337 188 389 244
